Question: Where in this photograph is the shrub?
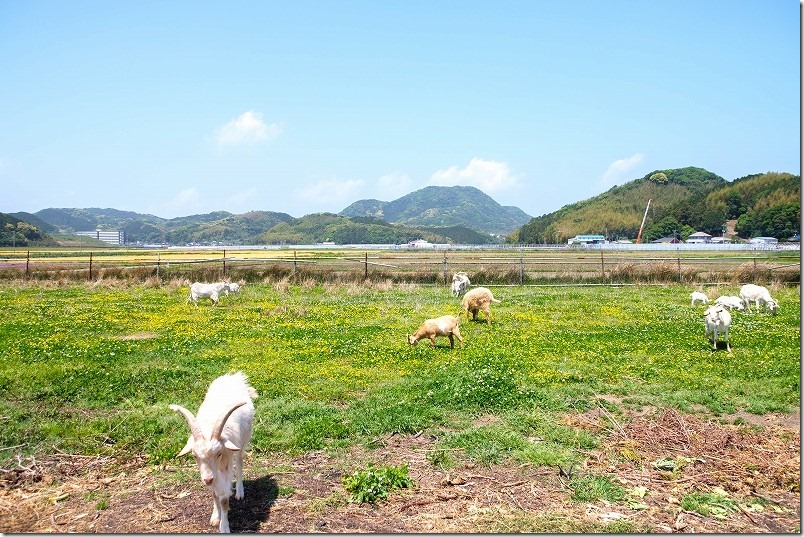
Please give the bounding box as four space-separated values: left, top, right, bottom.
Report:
342 464 413 504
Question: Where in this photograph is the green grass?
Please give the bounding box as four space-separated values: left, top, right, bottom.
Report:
569 473 627 503
0 282 799 470
680 491 738 519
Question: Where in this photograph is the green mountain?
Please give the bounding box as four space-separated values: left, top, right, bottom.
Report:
21 169 799 246
340 185 532 235
0 213 57 246
259 213 497 245
509 167 800 243
32 208 295 245
9 212 57 233
29 207 496 246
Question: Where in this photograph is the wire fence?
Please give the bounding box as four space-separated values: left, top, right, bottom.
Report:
0 247 799 287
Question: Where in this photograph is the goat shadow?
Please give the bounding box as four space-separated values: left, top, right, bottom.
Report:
229 474 279 532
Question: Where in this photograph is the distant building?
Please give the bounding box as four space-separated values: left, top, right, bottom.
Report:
76 230 125 245
685 231 712 244
407 239 434 249
568 234 606 245
710 236 731 244
749 236 778 245
652 237 680 244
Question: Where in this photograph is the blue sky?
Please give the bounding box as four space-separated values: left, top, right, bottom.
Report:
0 0 799 220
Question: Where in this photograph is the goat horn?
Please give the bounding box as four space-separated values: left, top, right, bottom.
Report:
169 404 203 441
212 401 247 440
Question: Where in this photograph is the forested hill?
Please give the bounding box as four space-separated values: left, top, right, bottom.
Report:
509 168 800 243
340 185 532 235
17 208 497 246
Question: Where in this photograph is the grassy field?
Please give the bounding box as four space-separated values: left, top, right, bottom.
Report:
1 278 799 469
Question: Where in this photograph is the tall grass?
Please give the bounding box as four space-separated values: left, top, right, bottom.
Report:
0 281 799 469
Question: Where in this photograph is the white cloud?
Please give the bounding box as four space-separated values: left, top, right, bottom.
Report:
376 171 412 200
429 157 519 192
599 153 645 189
215 111 283 147
296 178 364 209
152 187 204 218
225 187 259 211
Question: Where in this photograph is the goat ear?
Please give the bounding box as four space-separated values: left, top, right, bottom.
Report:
223 439 241 451
176 436 194 457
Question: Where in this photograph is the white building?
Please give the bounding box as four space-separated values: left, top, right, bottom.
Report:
568 234 606 245
749 236 778 245
76 230 125 246
685 231 712 244
407 239 434 249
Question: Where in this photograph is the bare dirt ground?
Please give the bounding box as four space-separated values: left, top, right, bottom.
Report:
1 406 799 533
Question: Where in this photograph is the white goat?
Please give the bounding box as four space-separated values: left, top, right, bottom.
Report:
690 291 709 306
408 315 464 349
169 372 258 533
187 281 231 307
461 287 500 325
714 295 745 311
225 282 241 296
739 284 779 314
450 272 471 297
703 304 732 352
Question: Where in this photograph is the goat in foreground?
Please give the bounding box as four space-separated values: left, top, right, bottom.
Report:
170 372 258 533
450 272 471 297
461 287 500 325
703 304 732 352
408 315 464 349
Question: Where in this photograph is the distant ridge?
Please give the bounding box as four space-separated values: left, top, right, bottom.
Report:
340 185 532 235
5 167 798 247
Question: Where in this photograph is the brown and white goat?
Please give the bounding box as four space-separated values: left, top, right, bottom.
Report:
407 315 464 349
461 286 500 325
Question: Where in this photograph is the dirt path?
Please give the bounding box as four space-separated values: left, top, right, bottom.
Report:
2 407 799 533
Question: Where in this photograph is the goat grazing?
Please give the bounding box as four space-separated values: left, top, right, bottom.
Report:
169 371 258 533
225 282 241 296
187 281 231 307
690 291 709 306
703 304 732 352
450 272 471 297
408 315 464 349
714 295 745 311
461 287 500 325
739 284 779 314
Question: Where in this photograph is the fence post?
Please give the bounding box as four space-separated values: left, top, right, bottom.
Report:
26 250 30 279
677 252 682 282
443 252 448 285
520 249 524 285
88 252 93 281
600 250 605 281
156 252 160 280
293 250 297 275
365 252 368 279
223 249 226 277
